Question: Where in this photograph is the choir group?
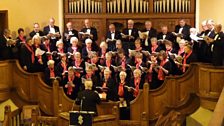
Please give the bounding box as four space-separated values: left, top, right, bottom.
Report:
0 17 223 119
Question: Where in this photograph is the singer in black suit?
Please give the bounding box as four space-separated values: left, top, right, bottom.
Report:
29 23 44 38
122 20 139 53
80 19 98 50
174 19 191 41
106 24 122 51
157 25 176 50
63 22 79 49
75 79 101 116
0 29 14 60
43 18 61 51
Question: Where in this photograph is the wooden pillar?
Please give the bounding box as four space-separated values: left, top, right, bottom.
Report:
190 0 195 13
141 83 149 126
53 80 59 116
31 109 38 125
149 0 154 13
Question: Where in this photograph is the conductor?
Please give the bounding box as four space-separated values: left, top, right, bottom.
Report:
75 79 101 116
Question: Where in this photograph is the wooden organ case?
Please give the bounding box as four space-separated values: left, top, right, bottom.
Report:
64 0 196 42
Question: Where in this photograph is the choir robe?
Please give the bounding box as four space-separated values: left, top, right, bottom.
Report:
81 46 97 62
122 28 139 52
149 45 163 54
14 36 26 59
116 81 133 120
181 51 197 73
29 30 44 38
106 30 122 51
43 25 61 51
62 75 81 100
0 35 14 60
174 24 191 41
33 44 48 72
197 31 208 62
44 67 56 86
147 64 160 89
141 28 157 50
20 44 35 72
63 29 79 49
98 78 117 101
114 56 132 79
129 77 145 99
157 60 172 85
55 61 68 82
211 32 224 66
203 29 216 63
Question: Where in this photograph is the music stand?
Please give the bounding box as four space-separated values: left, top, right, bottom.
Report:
69 111 95 126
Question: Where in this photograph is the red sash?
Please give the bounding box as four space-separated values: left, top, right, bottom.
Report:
49 67 55 78
158 59 168 80
25 44 35 63
121 57 126 69
182 50 192 73
134 78 140 97
118 83 124 97
106 60 111 67
151 45 158 53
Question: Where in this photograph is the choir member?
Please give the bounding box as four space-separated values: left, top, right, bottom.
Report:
63 22 79 49
164 40 178 55
177 39 185 56
29 23 44 38
55 53 68 81
117 71 133 120
155 50 172 85
0 29 16 60
203 19 216 63
98 41 109 65
106 24 122 51
141 21 157 49
197 20 209 62
147 53 160 89
157 25 175 50
210 24 224 66
122 19 139 51
177 43 197 73
67 37 81 54
42 36 53 61
80 19 98 50
44 60 56 86
20 38 35 72
15 28 26 59
75 79 101 116
56 40 66 54
82 38 95 62
63 66 81 100
32 35 46 72
81 64 99 90
149 37 162 54
43 18 61 51
98 68 117 101
130 69 144 98
16 28 26 48
134 38 143 52
174 19 191 41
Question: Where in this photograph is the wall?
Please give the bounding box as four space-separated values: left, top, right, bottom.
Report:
0 0 59 38
198 0 224 30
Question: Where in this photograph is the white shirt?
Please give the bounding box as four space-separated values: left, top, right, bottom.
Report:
178 28 183 34
111 32 115 40
128 29 132 36
162 35 166 40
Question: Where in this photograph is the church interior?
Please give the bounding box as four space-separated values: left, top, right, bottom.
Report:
0 0 224 126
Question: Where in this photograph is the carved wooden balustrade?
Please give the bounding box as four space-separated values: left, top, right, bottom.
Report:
1 60 224 126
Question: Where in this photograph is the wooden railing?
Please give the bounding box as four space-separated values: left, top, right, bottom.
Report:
208 86 224 126
3 105 22 126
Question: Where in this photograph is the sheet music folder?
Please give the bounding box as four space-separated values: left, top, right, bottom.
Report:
69 111 95 126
